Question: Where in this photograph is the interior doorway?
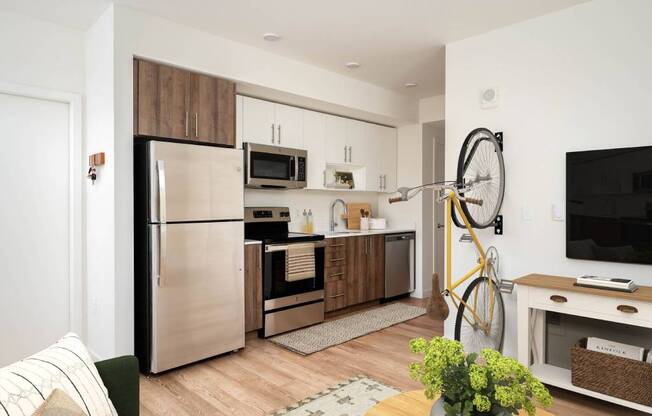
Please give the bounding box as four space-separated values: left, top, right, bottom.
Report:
421 120 445 297
0 85 82 365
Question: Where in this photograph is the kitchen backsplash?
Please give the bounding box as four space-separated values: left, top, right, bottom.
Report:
244 189 380 232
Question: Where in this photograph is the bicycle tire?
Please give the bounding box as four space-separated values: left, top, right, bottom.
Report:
456 128 505 229
454 276 505 353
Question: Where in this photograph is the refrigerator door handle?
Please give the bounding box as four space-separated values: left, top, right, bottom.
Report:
157 160 167 287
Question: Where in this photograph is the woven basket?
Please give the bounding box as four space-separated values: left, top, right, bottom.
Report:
571 338 652 406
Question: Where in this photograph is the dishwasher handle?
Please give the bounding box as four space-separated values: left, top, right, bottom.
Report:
385 232 415 242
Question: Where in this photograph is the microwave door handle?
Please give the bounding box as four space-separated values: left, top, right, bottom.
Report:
289 156 296 181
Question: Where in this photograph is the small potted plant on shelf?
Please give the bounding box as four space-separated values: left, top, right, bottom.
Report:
409 337 552 416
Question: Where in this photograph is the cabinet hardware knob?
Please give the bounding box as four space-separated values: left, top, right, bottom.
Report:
550 295 567 303
617 304 638 314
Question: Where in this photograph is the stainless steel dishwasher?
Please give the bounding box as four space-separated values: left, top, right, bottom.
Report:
384 232 415 298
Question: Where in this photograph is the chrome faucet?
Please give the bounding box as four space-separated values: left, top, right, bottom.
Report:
330 199 347 232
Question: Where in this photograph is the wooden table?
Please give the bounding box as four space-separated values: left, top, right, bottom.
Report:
365 390 553 416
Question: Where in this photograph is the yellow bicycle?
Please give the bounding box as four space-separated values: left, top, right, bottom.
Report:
390 128 506 353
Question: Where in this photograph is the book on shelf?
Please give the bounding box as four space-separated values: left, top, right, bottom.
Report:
575 275 638 292
586 337 645 361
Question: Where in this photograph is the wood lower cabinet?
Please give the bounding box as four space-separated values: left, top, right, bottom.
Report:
244 243 263 332
325 235 385 312
134 58 235 147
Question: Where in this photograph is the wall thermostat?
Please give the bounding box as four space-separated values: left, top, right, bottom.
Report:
481 87 499 109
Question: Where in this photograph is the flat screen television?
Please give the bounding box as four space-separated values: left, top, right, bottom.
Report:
566 145 652 265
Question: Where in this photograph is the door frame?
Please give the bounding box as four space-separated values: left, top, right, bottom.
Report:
0 82 83 338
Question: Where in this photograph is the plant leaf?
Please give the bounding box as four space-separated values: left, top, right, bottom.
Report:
466 352 478 365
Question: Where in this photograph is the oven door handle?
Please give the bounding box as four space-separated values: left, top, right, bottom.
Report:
265 241 326 252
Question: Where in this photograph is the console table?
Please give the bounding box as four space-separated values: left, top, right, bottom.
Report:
515 274 652 414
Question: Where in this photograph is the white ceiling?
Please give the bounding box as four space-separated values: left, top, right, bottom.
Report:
1 0 589 98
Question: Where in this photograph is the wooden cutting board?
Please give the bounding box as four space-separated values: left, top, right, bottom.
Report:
341 202 372 230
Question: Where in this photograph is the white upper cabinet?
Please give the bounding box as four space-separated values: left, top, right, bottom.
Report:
324 114 348 164
241 96 276 145
237 95 397 193
241 96 303 148
303 110 326 190
274 103 304 149
378 125 397 193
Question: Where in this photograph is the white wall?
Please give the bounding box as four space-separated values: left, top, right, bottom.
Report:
245 190 380 233
419 95 445 124
85 7 117 359
0 11 85 93
444 0 652 357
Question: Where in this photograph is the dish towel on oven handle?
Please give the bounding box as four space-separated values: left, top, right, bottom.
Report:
286 243 316 281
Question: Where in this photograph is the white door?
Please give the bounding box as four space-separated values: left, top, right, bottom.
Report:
274 103 304 149
349 120 380 191
241 96 275 145
303 110 326 189
379 126 398 193
0 92 72 365
324 114 348 164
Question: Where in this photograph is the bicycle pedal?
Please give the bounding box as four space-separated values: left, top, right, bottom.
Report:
498 280 515 294
459 234 473 243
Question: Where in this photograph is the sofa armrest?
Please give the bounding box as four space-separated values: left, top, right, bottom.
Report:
95 356 140 416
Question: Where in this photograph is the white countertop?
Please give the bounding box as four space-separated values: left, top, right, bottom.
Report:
244 239 262 245
321 227 415 239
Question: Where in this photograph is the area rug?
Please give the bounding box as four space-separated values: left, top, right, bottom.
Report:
271 375 400 416
269 302 426 355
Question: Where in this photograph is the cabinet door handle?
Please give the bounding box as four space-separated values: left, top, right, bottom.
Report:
330 257 345 262
278 125 281 144
271 123 275 144
195 113 199 138
344 146 347 163
330 243 345 248
550 295 567 303
329 272 344 278
382 174 387 190
617 304 638 314
348 146 352 163
185 111 189 137
329 294 345 299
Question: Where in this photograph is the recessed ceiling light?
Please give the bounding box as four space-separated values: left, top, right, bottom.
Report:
263 33 281 42
404 82 418 88
345 62 361 69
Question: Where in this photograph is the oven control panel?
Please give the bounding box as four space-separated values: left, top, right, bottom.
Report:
245 207 291 223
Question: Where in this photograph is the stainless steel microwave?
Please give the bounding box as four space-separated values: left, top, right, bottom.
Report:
244 142 307 189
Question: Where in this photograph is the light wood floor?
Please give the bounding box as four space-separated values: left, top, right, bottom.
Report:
140 299 643 416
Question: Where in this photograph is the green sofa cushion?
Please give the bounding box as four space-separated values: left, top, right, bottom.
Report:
95 356 140 416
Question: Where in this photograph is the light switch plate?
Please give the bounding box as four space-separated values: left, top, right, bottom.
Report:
552 203 565 221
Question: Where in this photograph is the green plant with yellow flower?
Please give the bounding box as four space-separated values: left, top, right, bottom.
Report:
409 337 552 416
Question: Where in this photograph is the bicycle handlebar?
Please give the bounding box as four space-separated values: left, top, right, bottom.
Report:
465 197 484 206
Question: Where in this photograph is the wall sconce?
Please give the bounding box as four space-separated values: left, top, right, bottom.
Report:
88 152 105 185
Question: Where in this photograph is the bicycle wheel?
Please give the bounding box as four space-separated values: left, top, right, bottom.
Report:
456 128 505 229
454 276 505 354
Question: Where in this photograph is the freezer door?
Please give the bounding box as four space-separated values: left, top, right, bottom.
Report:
150 221 244 373
149 141 243 223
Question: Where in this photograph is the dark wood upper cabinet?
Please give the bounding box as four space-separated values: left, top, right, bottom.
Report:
134 58 235 147
216 78 236 147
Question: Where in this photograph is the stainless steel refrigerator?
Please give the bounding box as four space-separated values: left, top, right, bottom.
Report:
134 140 245 374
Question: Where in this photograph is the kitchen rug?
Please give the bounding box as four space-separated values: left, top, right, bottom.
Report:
269 302 426 355
271 375 400 416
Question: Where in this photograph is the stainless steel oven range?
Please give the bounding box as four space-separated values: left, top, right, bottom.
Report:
245 207 325 337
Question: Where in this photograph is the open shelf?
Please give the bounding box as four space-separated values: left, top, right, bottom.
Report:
531 363 652 414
